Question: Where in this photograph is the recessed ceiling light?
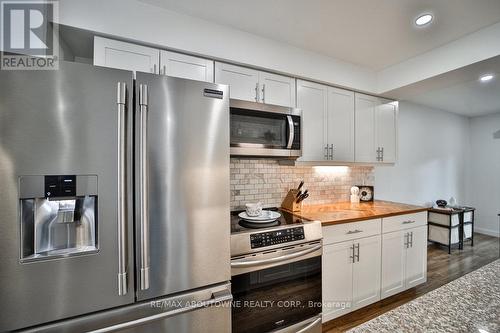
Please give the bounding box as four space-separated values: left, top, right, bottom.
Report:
479 74 494 82
415 14 433 26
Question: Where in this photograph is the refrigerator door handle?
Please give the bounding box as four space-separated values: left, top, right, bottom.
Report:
88 288 233 333
139 84 150 290
116 82 128 296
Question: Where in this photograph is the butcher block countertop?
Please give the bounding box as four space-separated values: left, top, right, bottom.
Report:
295 200 429 226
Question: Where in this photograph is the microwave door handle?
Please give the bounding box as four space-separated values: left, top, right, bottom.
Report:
286 115 294 149
139 84 150 291
231 244 321 268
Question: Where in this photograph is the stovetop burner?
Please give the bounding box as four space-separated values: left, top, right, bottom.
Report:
238 219 281 229
230 207 310 234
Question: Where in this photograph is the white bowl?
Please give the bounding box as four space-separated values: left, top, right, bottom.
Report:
245 202 262 217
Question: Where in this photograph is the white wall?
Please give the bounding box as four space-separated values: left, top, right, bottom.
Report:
56 0 376 92
375 102 470 207
466 113 500 236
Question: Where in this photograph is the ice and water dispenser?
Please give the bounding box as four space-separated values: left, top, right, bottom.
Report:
19 175 98 262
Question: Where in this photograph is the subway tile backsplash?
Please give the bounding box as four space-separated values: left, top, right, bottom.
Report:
230 158 374 210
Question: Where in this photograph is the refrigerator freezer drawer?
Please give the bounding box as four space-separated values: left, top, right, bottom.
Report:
20 283 232 333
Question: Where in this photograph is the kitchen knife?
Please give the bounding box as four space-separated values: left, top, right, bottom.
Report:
297 180 304 191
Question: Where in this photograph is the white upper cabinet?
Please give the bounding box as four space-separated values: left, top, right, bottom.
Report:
258 72 296 107
94 36 159 74
215 62 295 107
297 81 355 163
327 87 355 162
355 93 398 164
160 50 214 82
354 93 377 163
375 100 397 163
215 62 260 102
297 80 328 161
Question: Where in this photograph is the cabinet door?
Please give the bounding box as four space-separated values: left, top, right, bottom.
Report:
160 51 214 82
381 230 406 299
327 87 355 162
215 62 259 102
297 80 328 161
405 226 428 288
259 72 296 107
375 101 397 163
352 235 381 309
354 93 377 163
322 241 354 322
93 36 159 74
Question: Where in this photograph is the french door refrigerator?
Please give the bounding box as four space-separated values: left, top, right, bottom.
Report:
0 61 231 332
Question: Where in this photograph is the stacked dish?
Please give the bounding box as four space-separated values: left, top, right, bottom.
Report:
238 210 281 223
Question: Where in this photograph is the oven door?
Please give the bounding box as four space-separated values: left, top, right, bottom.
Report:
231 242 322 333
229 103 301 157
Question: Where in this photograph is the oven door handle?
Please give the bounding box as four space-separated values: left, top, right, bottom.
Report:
231 244 321 268
296 315 322 333
286 115 294 149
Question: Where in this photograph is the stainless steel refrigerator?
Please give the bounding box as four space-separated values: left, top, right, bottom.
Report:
0 61 231 332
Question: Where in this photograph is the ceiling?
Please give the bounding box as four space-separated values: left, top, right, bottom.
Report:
387 56 500 117
140 0 500 70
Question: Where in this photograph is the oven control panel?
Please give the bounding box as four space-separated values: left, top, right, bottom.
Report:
250 227 305 248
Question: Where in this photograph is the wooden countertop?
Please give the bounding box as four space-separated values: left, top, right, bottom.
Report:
294 200 429 226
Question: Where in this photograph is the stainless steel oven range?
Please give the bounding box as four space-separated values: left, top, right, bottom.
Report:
230 209 323 333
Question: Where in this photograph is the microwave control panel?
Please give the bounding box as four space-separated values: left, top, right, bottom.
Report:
250 227 305 248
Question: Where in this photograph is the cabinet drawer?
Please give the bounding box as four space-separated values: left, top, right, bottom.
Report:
323 219 381 245
382 212 427 234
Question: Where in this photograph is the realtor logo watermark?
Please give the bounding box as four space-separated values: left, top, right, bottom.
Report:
1 0 59 70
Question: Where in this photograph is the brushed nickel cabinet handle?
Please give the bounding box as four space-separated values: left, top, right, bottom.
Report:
346 229 363 234
355 243 360 262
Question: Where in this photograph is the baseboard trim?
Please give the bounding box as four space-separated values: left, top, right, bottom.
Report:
475 228 500 237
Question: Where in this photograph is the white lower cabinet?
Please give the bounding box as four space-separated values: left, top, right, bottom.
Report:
381 225 427 298
322 213 427 324
405 226 428 288
352 235 382 309
380 230 407 298
322 241 354 321
322 234 381 322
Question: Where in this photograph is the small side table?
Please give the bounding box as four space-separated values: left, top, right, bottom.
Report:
428 208 463 254
460 207 475 247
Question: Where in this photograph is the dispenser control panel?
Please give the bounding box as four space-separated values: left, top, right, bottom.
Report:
44 175 76 197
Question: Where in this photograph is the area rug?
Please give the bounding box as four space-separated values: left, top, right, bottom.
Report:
348 259 500 333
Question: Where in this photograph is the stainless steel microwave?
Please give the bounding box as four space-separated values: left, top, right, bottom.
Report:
230 99 302 158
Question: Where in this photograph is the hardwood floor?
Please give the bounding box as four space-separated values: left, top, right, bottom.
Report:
323 233 500 333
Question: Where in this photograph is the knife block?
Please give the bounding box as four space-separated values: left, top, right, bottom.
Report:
281 189 302 213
